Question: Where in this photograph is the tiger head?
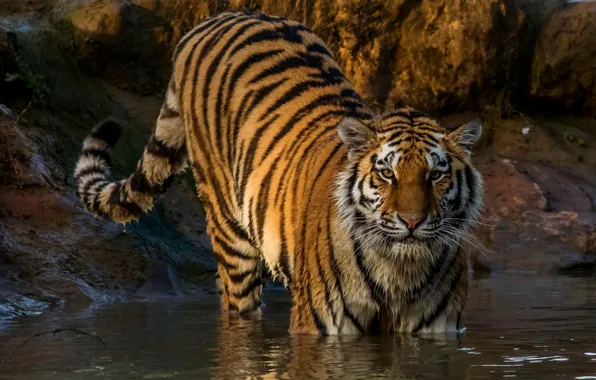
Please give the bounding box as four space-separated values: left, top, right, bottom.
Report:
336 108 484 253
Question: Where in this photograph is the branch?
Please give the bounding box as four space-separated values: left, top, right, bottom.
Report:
0 328 106 369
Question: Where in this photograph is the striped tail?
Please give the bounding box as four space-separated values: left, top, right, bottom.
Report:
74 83 187 224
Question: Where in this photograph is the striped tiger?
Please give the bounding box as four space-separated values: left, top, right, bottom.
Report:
74 11 484 335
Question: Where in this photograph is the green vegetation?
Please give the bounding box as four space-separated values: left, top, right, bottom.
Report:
13 52 49 106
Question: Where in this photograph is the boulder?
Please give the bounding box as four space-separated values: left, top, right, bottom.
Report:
0 119 215 316
52 0 527 114
531 2 596 116
470 156 596 274
490 210 596 273
479 158 547 221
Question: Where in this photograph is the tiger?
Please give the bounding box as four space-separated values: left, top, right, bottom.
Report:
74 11 484 335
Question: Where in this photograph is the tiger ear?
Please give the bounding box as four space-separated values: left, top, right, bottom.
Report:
448 119 482 151
337 117 375 152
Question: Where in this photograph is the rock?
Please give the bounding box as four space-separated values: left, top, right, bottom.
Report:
512 0 565 27
327 0 526 115
0 116 215 312
470 154 596 274
468 158 548 271
531 2 596 116
0 23 17 104
490 211 596 273
479 159 547 220
52 0 527 114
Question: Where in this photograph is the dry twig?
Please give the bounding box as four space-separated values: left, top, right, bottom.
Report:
0 328 106 369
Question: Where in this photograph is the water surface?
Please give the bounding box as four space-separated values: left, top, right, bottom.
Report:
1 274 596 379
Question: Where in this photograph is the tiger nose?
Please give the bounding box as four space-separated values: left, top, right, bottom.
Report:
397 214 426 231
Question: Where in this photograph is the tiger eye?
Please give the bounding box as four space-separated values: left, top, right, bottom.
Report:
429 170 442 181
380 168 394 180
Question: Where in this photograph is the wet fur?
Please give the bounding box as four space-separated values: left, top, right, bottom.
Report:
74 12 484 335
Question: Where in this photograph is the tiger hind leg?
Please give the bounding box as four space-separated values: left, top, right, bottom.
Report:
209 226 265 315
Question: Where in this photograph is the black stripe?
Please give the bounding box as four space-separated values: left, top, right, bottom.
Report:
75 165 105 180
297 136 345 335
198 197 235 243
201 18 260 156
255 156 282 243
107 183 144 217
241 77 287 125
80 176 105 197
353 239 384 305
195 16 240 149
308 67 346 85
238 114 280 208
415 131 440 144
464 166 476 207
129 168 172 195
413 267 463 333
249 52 324 85
160 105 179 119
212 250 239 271
173 13 236 60
327 218 365 333
261 94 341 162
407 245 455 303
279 121 336 209
214 235 255 261
183 28 242 234
449 169 464 210
418 137 439 148
230 23 306 58
219 63 235 167
232 276 262 298
228 268 254 284
343 165 359 206
146 134 182 159
307 42 333 56
87 180 109 215
308 285 328 335
246 197 257 243
82 148 111 165
278 207 292 284
283 111 343 160
259 80 329 121
90 192 104 215
227 49 285 166
232 89 254 141
413 124 442 133
313 225 336 328
386 109 413 119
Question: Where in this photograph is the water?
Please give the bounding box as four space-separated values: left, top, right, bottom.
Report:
1 274 596 379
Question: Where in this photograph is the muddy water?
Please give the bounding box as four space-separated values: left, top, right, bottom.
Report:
1 274 596 379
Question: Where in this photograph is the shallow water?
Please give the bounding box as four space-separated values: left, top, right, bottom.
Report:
1 274 596 379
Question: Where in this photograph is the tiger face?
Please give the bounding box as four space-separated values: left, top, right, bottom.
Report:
336 108 484 252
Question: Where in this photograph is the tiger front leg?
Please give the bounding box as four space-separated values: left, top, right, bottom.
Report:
288 280 376 335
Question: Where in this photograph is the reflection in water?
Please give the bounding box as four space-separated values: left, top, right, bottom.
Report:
1 274 596 379
214 312 459 379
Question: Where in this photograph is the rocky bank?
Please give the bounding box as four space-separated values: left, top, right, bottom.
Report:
1 0 596 317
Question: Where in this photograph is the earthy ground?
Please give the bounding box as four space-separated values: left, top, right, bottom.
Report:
1 0 595 318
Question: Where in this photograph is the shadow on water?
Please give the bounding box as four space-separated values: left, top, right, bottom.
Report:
1 274 596 379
